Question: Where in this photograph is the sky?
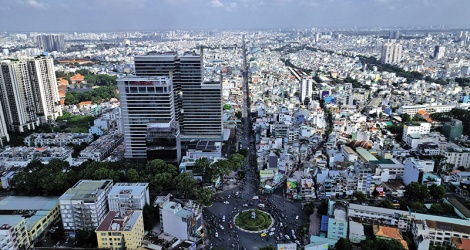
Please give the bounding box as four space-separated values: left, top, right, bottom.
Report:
0 0 469 32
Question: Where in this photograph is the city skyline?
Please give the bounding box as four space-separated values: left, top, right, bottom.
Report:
1 0 469 32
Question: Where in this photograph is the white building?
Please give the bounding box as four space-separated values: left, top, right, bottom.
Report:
403 158 441 186
381 42 402 64
348 204 412 231
402 123 431 142
442 143 470 168
299 76 313 104
108 183 150 214
160 200 203 241
412 215 470 250
59 179 113 232
397 104 455 116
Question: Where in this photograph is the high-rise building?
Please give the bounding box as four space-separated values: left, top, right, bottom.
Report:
434 46 446 60
34 34 65 52
299 76 313 104
380 42 402 64
118 76 180 159
389 30 400 39
59 179 113 232
0 60 39 132
343 82 354 107
134 52 223 142
0 58 62 132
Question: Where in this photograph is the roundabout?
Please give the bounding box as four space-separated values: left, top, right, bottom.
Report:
234 209 274 233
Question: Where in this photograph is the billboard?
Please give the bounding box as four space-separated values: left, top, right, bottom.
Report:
277 243 297 250
286 178 297 189
301 179 313 188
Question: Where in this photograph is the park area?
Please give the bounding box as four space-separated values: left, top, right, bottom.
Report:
234 209 272 232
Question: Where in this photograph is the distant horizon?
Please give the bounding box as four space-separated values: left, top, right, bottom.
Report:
2 25 470 34
1 0 469 33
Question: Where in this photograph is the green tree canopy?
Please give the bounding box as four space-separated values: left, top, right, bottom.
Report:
404 182 429 203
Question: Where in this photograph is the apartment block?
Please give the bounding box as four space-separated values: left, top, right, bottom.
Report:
95 210 145 250
0 196 60 243
108 183 150 214
0 216 30 250
160 200 203 241
412 215 470 250
59 180 113 232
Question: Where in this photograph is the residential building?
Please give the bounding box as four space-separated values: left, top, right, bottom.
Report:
402 123 431 142
442 143 470 168
33 34 65 52
0 196 60 243
79 132 123 161
403 158 440 186
343 82 354 107
348 204 412 231
160 200 203 241
442 119 463 140
26 57 63 122
381 42 402 64
0 216 30 250
118 76 179 160
327 203 348 240
95 210 144 250
108 183 150 214
299 76 313 104
434 46 446 60
23 133 93 147
397 104 455 116
59 179 113 233
0 58 62 132
0 146 73 167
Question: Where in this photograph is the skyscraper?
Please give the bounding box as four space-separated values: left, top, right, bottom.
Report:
0 57 62 133
434 46 446 60
118 76 181 160
299 76 313 104
134 52 223 142
380 42 402 64
27 57 63 122
34 34 66 52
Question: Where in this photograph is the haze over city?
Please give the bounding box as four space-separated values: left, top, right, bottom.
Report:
1 0 470 32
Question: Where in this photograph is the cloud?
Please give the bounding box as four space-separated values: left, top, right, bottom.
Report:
17 0 46 9
210 0 224 8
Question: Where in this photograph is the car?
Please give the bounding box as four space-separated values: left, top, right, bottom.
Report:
223 201 229 204
222 216 226 222
260 232 267 237
219 225 224 230
229 223 232 229
296 215 299 220
280 222 283 227
270 227 276 232
242 204 248 207
252 196 259 200
215 232 218 238
295 240 301 245
269 232 275 236
235 192 239 196
285 235 290 240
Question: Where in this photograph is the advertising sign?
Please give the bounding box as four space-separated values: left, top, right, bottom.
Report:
301 179 314 188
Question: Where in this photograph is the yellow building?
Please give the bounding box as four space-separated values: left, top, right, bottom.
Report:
96 210 144 250
0 215 30 249
0 196 60 244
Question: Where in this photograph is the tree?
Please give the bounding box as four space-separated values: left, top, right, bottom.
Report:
335 238 352 250
379 199 394 208
359 238 406 250
193 157 211 175
126 168 140 182
237 148 248 157
174 172 198 198
372 188 379 198
400 113 412 123
303 202 315 216
404 182 429 203
354 191 367 203
195 188 215 206
143 204 159 231
429 184 446 201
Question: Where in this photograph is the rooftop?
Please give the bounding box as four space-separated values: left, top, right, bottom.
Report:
0 196 59 211
108 183 149 196
95 210 142 232
59 179 112 202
